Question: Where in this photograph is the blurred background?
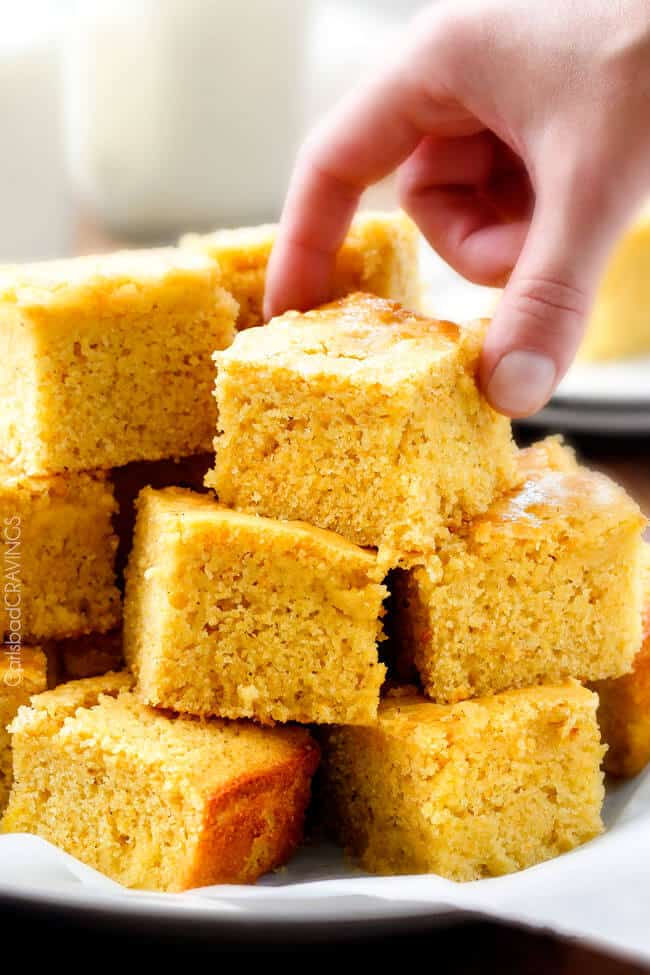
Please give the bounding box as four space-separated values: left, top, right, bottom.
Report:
1 0 426 260
2 0 650 441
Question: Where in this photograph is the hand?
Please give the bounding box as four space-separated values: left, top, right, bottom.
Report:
265 0 650 417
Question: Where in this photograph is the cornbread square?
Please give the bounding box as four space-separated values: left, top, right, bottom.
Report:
0 248 237 474
207 293 515 560
0 468 120 640
580 203 650 361
124 487 387 724
321 682 605 881
1 672 319 891
180 209 421 330
111 453 212 585
592 543 650 777
0 647 47 810
395 440 646 703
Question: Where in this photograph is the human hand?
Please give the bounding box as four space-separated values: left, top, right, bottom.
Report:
265 0 650 417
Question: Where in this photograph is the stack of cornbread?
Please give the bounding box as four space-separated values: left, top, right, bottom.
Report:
1 211 648 892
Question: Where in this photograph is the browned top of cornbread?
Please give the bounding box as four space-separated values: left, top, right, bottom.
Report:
181 222 277 270
377 680 598 743
0 248 227 312
220 293 484 384
139 486 380 568
475 441 645 537
10 672 318 793
180 209 417 272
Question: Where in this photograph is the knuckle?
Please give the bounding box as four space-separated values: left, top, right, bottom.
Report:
402 7 470 88
506 275 588 335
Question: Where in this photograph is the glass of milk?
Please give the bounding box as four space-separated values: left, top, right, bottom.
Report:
63 0 311 239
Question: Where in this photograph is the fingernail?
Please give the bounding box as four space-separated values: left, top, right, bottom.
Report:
486 350 556 417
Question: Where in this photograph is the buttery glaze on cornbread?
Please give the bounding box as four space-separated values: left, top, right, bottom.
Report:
124 487 386 725
180 210 421 330
0 468 120 640
395 439 646 702
1 672 320 891
0 248 237 474
321 682 605 881
207 292 516 562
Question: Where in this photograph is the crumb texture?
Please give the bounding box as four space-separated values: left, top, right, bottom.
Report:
123 487 386 725
1 673 319 891
593 542 650 777
321 682 605 880
0 647 47 810
395 440 646 702
0 248 237 474
0 469 120 640
207 293 515 560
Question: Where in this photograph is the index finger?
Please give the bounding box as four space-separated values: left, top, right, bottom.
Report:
264 32 475 319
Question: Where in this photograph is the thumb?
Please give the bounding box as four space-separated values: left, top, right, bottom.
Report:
479 172 639 418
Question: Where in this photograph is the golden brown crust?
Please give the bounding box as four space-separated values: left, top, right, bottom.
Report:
184 740 320 889
180 210 421 331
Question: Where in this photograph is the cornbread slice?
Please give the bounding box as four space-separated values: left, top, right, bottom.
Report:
321 682 605 881
1 673 319 891
180 209 421 330
0 647 47 810
580 203 650 360
124 487 387 725
0 468 120 640
394 440 646 703
207 293 516 561
592 543 650 777
0 248 237 474
111 453 212 585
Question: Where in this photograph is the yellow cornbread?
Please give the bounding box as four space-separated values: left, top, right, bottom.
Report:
0 468 120 640
1 672 319 891
394 439 646 703
580 203 650 361
0 647 47 810
0 248 237 474
124 487 387 725
111 453 213 585
321 682 605 881
593 543 650 777
207 293 516 562
180 209 421 330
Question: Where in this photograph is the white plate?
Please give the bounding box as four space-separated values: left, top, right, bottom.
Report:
555 358 650 407
2 243 649 954
2 770 650 961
